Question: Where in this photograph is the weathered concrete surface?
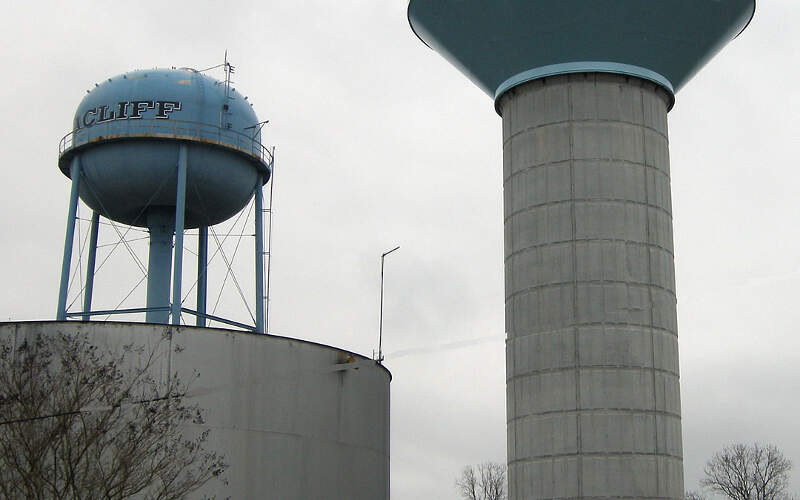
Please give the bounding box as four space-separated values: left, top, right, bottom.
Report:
0 321 391 500
499 74 683 499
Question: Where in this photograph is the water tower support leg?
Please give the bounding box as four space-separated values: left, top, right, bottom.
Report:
146 211 173 324
254 176 265 334
197 226 208 327
56 156 82 321
82 211 100 321
171 143 188 325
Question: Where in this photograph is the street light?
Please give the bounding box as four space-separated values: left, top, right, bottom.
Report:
378 245 400 363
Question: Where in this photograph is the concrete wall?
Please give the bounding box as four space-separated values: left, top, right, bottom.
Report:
0 321 391 500
498 74 683 499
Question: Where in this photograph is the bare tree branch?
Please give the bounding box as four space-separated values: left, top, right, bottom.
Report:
456 462 506 500
701 443 792 500
456 465 479 500
0 332 227 499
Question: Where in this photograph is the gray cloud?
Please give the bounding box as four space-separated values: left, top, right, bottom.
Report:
0 1 797 498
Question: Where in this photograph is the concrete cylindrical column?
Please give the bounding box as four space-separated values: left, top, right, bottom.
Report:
499 74 683 499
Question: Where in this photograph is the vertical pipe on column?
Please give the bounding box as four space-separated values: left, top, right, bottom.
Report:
196 226 208 327
81 211 100 321
56 156 82 320
254 175 265 333
171 143 188 325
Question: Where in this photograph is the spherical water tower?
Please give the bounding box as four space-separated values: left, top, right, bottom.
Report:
56 66 272 329
40 65 392 499
407 1 755 499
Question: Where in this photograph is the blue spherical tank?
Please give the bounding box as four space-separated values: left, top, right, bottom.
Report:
58 68 271 228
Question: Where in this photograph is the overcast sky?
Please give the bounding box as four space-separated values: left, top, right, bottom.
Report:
0 1 798 498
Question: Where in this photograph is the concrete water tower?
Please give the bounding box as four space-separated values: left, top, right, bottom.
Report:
407 1 755 498
56 65 272 330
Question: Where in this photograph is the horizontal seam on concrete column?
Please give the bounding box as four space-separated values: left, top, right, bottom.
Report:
505 239 674 261
506 279 676 300
507 408 682 422
509 451 683 465
508 365 680 379
504 198 673 222
504 159 671 183
503 118 669 144
507 321 677 337
507 326 678 339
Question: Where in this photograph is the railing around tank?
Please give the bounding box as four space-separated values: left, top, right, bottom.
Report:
59 118 273 166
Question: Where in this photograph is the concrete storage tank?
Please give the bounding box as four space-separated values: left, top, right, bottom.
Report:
15 64 394 499
407 1 755 499
1 321 391 499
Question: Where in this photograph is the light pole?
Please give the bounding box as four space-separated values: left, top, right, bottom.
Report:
378 245 399 363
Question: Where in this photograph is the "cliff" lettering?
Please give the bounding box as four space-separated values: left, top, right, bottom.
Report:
79 100 182 128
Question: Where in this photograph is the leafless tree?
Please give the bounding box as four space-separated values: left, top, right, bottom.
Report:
457 465 479 500
456 462 506 500
685 491 706 500
0 332 227 499
701 443 793 500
